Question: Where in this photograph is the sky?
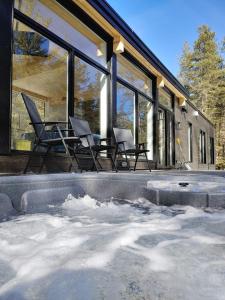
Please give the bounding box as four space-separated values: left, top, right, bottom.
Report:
106 0 225 77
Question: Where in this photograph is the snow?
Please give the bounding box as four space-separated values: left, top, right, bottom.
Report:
1 195 225 299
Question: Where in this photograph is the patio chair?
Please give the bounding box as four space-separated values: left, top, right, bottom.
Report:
113 127 151 172
69 117 117 172
21 93 81 174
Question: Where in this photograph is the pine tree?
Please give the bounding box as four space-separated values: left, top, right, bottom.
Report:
179 25 225 168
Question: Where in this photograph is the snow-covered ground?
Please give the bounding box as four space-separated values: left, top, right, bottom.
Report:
1 195 225 300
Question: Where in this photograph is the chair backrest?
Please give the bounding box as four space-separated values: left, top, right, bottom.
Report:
113 127 135 151
69 117 95 147
21 93 47 140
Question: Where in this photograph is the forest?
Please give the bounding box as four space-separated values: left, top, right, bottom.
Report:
179 25 225 168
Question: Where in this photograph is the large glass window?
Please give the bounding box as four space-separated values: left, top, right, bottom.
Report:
159 88 173 111
74 57 107 137
12 20 68 151
138 95 153 159
199 130 206 164
209 137 215 164
188 123 193 162
116 83 135 134
117 55 152 97
15 0 107 66
158 109 166 165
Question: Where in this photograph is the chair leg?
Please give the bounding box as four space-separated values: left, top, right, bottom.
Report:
90 148 99 172
73 152 82 173
23 143 39 174
110 153 118 172
39 145 51 174
134 153 139 171
114 147 118 170
145 152 151 172
95 152 103 169
124 151 131 171
62 140 78 172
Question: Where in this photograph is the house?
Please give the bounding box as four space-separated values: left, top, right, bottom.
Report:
0 0 215 173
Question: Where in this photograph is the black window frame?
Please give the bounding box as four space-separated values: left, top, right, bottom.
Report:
115 51 155 149
188 122 193 163
157 89 175 167
11 1 113 151
199 130 206 164
209 137 215 165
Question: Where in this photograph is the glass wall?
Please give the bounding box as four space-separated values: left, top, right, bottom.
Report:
12 20 68 150
209 137 215 164
117 55 152 97
74 57 107 137
15 0 107 66
199 130 206 164
158 109 166 165
116 83 135 134
138 95 153 159
159 88 173 111
188 123 193 162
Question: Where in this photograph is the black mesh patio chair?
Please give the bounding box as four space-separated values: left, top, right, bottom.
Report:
113 127 151 172
21 93 81 174
69 117 117 172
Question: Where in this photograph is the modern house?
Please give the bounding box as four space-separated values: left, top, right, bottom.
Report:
0 0 215 173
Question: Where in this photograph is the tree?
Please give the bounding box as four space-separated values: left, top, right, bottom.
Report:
179 25 225 168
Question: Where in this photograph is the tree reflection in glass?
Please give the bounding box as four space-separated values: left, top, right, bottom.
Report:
74 57 107 137
116 83 135 134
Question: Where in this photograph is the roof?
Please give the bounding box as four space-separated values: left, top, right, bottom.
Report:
87 0 190 98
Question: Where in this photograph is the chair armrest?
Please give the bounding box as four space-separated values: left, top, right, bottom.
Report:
79 133 92 138
29 121 68 126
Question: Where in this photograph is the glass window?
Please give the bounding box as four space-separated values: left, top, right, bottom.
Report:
188 123 193 162
158 109 166 165
74 57 107 138
138 95 153 159
199 130 206 164
117 55 152 97
12 20 68 150
209 137 215 164
159 88 173 111
15 0 107 66
116 82 135 134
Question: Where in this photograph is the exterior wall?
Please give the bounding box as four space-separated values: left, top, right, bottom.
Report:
174 100 215 170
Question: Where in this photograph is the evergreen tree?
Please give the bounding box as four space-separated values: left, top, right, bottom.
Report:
179 25 225 168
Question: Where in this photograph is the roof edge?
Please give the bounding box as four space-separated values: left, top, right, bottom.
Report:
86 0 189 98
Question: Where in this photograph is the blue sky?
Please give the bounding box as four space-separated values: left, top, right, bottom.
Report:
107 0 225 77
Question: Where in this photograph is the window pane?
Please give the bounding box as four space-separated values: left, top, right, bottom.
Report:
159 88 173 111
74 57 107 137
117 55 152 97
188 123 193 162
12 20 68 150
116 83 135 134
158 109 166 165
138 95 153 159
15 0 107 66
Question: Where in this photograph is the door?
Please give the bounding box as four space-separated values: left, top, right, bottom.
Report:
158 108 175 167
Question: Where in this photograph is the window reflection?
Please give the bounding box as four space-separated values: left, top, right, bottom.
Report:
138 95 153 159
12 20 68 150
159 89 173 111
116 83 135 134
15 0 107 66
117 55 152 97
74 57 107 137
158 109 166 165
